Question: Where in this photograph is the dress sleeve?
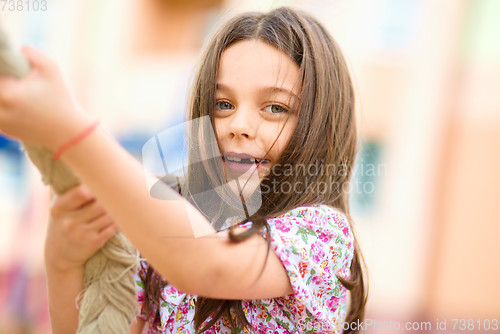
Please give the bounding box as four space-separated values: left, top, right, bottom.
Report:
264 205 355 332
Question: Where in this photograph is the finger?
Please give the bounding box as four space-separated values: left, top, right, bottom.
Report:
96 223 119 246
87 214 115 233
75 199 107 223
20 46 56 77
51 185 94 216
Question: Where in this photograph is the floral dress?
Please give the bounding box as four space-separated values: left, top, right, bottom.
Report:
135 204 354 333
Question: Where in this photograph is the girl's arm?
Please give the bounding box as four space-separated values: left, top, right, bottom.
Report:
61 125 292 299
45 186 118 333
0 47 293 300
130 318 146 334
45 265 84 333
47 269 145 334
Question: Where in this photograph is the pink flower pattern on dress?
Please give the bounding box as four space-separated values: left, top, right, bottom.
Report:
135 204 354 333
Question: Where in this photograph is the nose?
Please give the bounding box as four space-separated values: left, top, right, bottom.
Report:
227 107 256 139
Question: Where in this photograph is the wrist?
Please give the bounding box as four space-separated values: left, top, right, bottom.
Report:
51 115 99 158
45 258 85 277
52 119 100 161
45 104 93 152
44 249 87 274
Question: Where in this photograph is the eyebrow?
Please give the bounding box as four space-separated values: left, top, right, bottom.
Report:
216 83 298 100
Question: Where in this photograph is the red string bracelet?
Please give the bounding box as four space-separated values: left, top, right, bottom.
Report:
52 120 100 161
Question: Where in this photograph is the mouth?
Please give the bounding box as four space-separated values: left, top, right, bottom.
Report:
223 152 270 174
224 153 269 165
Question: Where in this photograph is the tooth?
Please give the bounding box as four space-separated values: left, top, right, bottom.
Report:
230 157 241 162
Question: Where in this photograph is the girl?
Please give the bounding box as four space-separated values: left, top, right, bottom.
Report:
0 6 366 334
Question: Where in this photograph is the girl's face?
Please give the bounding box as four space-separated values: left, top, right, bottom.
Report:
214 39 300 191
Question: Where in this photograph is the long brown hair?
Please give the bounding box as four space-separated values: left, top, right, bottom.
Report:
142 6 367 333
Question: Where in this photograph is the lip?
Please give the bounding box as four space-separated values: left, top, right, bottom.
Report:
222 152 270 174
223 152 266 161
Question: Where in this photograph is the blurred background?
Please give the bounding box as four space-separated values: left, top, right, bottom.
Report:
0 0 499 333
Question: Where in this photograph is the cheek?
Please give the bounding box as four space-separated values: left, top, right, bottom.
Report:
213 119 227 153
270 122 296 154
275 137 291 157
265 136 287 161
213 118 224 140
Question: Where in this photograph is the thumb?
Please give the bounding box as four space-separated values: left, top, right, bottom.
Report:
20 45 57 76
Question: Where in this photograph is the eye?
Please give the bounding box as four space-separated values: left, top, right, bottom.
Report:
215 101 234 111
264 104 288 114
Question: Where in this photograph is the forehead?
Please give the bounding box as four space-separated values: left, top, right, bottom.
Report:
216 39 300 95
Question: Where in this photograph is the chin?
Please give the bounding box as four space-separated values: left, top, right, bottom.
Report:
226 174 261 196
219 172 263 220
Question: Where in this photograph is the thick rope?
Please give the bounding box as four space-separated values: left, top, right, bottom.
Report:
0 26 139 333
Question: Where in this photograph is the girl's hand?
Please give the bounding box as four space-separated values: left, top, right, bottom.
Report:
0 46 90 150
45 185 118 272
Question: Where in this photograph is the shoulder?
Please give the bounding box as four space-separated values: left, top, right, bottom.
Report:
268 204 354 246
256 205 354 330
265 204 354 275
